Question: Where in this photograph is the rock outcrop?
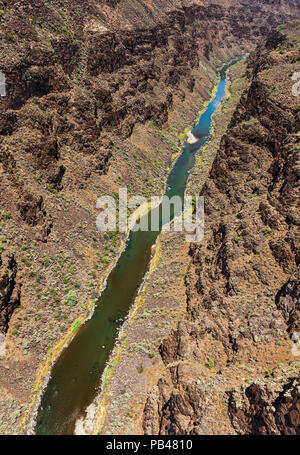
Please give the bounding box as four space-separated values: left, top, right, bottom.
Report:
0 253 21 334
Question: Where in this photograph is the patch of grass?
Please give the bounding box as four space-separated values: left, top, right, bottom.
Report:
6 34 16 43
43 257 50 267
234 236 242 244
1 211 11 220
58 9 66 19
33 172 43 183
137 364 144 374
0 240 6 253
61 25 72 38
72 321 80 333
205 357 215 369
291 55 300 63
263 225 271 235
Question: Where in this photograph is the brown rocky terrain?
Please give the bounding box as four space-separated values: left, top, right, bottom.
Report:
0 0 300 435
143 21 300 435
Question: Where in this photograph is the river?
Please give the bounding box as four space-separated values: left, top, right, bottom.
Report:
34 56 243 435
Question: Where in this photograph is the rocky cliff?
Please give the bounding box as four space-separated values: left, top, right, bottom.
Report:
143 21 300 435
0 0 300 434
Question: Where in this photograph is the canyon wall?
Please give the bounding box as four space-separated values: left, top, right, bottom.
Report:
0 0 299 434
143 21 300 435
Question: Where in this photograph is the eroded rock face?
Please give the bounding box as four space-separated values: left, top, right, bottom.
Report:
0 0 299 196
143 23 300 435
228 377 300 435
17 193 46 227
276 275 300 334
0 253 21 334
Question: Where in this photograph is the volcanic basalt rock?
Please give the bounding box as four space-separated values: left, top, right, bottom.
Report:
228 376 300 435
0 253 21 334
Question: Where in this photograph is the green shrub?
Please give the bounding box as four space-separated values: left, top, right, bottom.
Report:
234 236 242 244
0 236 6 252
43 257 50 267
292 55 300 63
263 225 271 235
1 211 11 220
58 9 66 19
6 34 16 43
205 357 215 369
64 290 78 307
137 364 144 374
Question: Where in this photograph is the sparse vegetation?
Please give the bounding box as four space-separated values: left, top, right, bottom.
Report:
42 257 50 267
1 211 11 220
137 364 144 374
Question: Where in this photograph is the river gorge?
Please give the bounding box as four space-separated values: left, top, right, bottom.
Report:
0 0 299 437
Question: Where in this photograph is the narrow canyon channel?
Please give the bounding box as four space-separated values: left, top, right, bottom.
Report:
34 57 243 435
